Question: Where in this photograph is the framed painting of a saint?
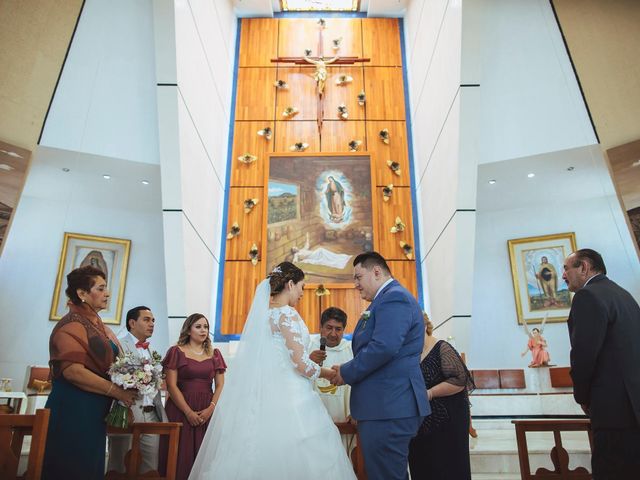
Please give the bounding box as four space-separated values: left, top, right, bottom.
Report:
264 153 376 284
50 232 131 324
508 232 578 324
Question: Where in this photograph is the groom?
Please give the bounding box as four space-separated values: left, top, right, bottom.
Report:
331 252 430 480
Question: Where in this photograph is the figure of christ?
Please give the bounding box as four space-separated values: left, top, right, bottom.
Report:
291 233 352 270
304 55 339 97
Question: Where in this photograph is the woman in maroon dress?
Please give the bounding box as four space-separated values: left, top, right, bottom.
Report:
160 314 226 480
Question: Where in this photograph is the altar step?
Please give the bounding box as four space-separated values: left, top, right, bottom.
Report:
468 419 592 477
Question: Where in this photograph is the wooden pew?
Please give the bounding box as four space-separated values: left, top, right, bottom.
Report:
0 408 50 480
335 422 367 480
512 419 592 479
106 422 181 480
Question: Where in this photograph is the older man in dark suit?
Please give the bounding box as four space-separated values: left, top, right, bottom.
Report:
563 248 640 479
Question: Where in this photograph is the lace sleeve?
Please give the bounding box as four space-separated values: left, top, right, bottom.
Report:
277 312 320 380
439 341 475 392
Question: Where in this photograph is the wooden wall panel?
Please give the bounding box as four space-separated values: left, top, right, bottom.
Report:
362 19 402 66
320 289 370 335
278 18 363 58
220 261 264 334
274 121 320 153
225 187 264 261
275 67 317 121
388 260 418 298
299 287 322 335
366 121 410 186
364 67 406 120
231 121 274 187
321 121 366 153
239 19 279 67
376 187 415 260
235 68 276 120
324 66 365 121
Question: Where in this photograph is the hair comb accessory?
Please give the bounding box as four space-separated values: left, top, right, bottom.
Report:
271 266 283 274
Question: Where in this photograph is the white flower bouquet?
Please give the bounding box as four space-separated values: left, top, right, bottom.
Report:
105 350 164 428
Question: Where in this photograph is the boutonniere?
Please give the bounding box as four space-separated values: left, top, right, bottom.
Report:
359 310 371 330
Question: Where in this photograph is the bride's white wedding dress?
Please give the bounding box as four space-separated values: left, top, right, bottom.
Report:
189 280 356 480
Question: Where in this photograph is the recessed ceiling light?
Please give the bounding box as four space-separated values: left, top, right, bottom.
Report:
488 179 496 185
103 174 111 180
141 180 150 185
0 163 14 171
567 166 575 171
527 173 535 178
62 167 70 172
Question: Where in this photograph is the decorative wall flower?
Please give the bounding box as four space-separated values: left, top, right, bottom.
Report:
390 216 406 234
382 184 394 202
249 243 259 265
238 153 257 164
282 106 299 118
317 18 326 28
226 222 240 240
348 140 362 152
399 241 413 259
337 104 348 120
289 142 309 152
387 160 402 176
379 128 390 144
332 37 342 51
257 127 272 140
244 198 259 213
357 90 366 106
274 80 289 90
315 285 331 297
304 48 312 56
336 74 353 86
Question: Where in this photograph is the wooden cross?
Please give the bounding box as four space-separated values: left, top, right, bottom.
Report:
271 19 370 134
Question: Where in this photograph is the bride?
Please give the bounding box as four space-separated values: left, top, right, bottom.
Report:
189 262 357 479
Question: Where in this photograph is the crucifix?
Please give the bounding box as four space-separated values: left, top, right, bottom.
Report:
271 19 370 134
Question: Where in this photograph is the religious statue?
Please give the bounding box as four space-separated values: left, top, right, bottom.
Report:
535 256 559 307
80 250 109 279
303 55 339 97
325 176 346 223
521 315 551 368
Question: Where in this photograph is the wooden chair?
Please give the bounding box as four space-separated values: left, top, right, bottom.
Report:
105 422 181 480
335 422 367 480
0 408 50 480
512 419 593 479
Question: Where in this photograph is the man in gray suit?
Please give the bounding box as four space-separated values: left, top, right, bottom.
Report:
563 249 640 479
107 306 167 474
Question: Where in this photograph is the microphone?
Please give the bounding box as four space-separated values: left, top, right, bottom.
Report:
319 337 327 366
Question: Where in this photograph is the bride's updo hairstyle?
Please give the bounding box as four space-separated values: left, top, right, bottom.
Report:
268 262 304 296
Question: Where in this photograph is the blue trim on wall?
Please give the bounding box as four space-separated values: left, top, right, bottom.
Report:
214 18 243 343
273 12 367 18
398 19 424 308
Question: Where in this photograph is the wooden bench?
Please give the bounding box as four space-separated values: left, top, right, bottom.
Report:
0 408 50 480
549 367 573 388
335 422 367 480
105 422 181 480
512 419 592 479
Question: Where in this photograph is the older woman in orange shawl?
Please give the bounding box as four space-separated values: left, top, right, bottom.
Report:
42 266 137 480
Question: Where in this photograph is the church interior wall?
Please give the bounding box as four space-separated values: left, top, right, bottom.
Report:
0 146 169 384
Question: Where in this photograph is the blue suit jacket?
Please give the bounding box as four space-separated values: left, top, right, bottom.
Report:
340 280 430 421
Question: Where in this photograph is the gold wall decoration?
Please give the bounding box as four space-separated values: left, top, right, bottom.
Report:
382 184 393 201
274 79 289 89
244 198 259 213
379 128 390 144
337 104 348 120
357 90 366 106
289 142 309 152
282 106 299 118
390 216 405 233
238 153 257 164
336 74 353 86
387 160 401 176
227 222 241 239
348 139 362 151
399 241 413 259
249 243 259 265
257 127 272 140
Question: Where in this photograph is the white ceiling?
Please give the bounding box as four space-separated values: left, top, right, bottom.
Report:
477 144 616 213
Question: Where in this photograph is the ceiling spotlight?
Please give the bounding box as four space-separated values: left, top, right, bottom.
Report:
62 167 70 172
527 173 535 178
567 166 575 171
103 174 111 180
141 180 150 185
488 179 496 185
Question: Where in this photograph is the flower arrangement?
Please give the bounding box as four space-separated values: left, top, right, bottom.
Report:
105 351 164 429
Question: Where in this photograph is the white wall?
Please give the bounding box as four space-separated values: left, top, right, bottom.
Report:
0 146 168 383
39 0 160 165
154 0 236 342
469 147 640 369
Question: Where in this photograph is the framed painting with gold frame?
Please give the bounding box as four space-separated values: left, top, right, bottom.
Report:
50 232 131 324
508 232 577 325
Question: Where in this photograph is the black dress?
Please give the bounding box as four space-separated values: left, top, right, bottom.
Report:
409 340 474 480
